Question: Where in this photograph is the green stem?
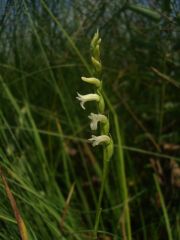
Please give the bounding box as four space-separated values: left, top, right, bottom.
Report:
94 149 109 239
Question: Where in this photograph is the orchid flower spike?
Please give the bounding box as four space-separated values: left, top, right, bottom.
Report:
88 113 108 131
81 77 101 88
88 135 111 147
76 93 100 110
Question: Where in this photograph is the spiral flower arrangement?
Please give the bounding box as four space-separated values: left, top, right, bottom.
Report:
76 31 113 162
76 31 114 236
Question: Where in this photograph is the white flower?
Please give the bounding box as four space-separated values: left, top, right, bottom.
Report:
88 135 111 147
88 113 107 130
81 77 101 88
76 93 100 110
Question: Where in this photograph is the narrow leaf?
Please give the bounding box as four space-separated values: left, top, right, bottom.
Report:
0 167 28 240
127 4 161 21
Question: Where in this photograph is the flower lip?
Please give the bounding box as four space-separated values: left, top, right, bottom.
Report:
76 93 100 110
88 135 111 147
88 113 107 131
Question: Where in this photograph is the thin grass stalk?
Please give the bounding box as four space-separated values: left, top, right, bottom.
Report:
154 174 173 240
105 95 132 240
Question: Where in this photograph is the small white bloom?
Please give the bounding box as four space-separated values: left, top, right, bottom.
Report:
81 77 101 88
88 113 107 130
88 135 111 147
76 93 100 110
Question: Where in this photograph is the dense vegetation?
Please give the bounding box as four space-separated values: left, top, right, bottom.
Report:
0 0 179 239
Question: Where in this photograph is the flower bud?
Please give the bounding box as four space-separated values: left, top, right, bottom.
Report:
81 77 101 88
91 30 100 49
91 56 102 72
93 44 100 61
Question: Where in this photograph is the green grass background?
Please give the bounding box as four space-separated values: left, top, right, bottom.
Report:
0 0 179 239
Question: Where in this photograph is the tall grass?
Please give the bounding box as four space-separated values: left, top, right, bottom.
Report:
0 0 179 239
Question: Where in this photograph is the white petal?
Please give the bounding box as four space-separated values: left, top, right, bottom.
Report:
90 121 97 131
88 113 107 131
80 101 85 110
88 135 110 147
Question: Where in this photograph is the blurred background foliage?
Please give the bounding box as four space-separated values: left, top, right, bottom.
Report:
0 0 179 239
